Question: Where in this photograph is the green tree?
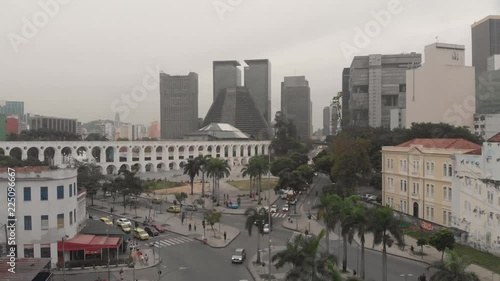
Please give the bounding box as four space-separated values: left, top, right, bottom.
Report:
246 156 270 203
289 152 308 167
416 237 427 258
183 158 200 195
297 164 314 184
427 249 480 281
206 158 231 206
270 157 296 177
368 207 404 281
204 210 222 237
85 133 109 141
244 207 269 264
429 229 455 260
313 154 333 174
272 229 340 281
241 161 258 199
195 155 211 197
175 192 188 206
344 202 372 279
316 194 340 256
111 169 144 214
75 160 105 206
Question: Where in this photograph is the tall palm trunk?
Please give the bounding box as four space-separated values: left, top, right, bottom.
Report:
201 171 205 197
258 174 262 203
216 176 220 206
256 230 261 264
382 232 388 281
342 233 348 272
361 235 366 280
325 229 330 254
190 178 194 195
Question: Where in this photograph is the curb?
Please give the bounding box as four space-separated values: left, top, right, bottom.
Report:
193 230 241 248
51 256 162 275
246 254 262 281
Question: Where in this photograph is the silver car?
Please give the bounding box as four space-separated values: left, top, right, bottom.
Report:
263 224 270 234
232 248 246 264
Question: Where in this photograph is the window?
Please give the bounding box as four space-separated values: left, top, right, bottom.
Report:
431 163 435 175
40 186 48 200
74 184 77 196
69 184 73 197
400 180 407 192
70 211 73 225
24 216 32 230
57 186 64 199
443 187 452 201
488 191 494 204
40 244 51 258
413 182 419 194
24 187 31 201
443 163 452 177
399 84 407 92
448 165 453 177
412 160 420 174
443 211 452 226
426 162 430 173
426 206 430 219
74 209 77 223
443 164 447 176
399 200 407 213
400 160 407 172
426 184 435 198
430 207 434 221
387 159 394 170
41 215 49 230
24 244 34 258
57 214 64 229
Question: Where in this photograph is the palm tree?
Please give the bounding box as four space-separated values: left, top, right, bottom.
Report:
344 202 372 280
183 158 200 195
244 207 269 264
195 155 210 197
368 207 404 281
206 158 231 206
273 229 340 281
245 156 269 204
427 249 480 281
338 196 357 273
241 162 257 199
316 193 340 256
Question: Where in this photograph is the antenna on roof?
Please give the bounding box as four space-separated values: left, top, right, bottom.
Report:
435 36 439 43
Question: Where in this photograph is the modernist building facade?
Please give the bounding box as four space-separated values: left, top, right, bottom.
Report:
0 167 86 266
0 140 271 175
347 53 421 128
213 61 242 101
244 59 272 125
281 76 312 140
405 43 475 130
451 133 500 255
472 15 500 75
382 139 480 226
30 116 78 134
159 72 199 139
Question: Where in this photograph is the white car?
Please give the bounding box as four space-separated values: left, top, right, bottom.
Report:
116 218 132 227
282 204 289 212
263 224 270 234
364 194 377 202
270 205 277 213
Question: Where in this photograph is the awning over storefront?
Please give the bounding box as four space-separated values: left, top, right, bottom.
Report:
57 234 121 251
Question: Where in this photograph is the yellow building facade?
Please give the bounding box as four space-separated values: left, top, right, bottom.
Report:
382 139 480 226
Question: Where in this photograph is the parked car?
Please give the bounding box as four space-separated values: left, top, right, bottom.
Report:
144 226 159 237
150 224 166 233
152 198 163 204
228 202 239 209
270 205 277 213
185 204 198 211
133 228 149 240
282 204 289 212
231 248 246 264
104 191 112 197
263 224 270 234
116 218 132 227
167 206 181 213
100 217 113 226
119 224 131 233
364 194 377 202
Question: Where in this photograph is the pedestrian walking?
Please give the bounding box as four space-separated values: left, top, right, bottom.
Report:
145 254 149 264
410 245 415 255
353 269 357 276
224 231 227 241
189 223 192 231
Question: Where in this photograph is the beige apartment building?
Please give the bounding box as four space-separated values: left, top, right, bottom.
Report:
382 139 480 226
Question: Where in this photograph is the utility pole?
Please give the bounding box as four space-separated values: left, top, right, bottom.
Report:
267 150 272 281
62 236 66 281
107 228 110 281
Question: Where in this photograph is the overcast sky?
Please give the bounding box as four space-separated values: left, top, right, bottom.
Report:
1 0 498 131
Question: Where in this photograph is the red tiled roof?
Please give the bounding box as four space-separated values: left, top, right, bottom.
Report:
396 139 480 150
488 132 500 142
465 148 482 155
0 166 49 173
57 234 121 251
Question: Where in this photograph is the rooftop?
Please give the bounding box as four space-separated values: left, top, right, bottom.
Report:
213 60 240 66
187 123 250 139
487 132 500 142
396 139 481 150
472 15 500 28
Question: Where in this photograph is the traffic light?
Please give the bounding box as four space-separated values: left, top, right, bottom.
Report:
202 220 205 228
307 214 312 220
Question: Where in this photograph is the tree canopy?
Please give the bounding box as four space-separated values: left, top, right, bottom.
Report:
7 129 82 141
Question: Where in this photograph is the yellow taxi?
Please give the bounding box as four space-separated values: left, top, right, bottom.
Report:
100 217 113 226
133 228 149 240
119 223 131 233
167 206 181 213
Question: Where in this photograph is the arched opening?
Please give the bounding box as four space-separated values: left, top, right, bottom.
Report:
132 146 141 162
27 147 39 161
168 162 177 170
105 147 115 163
145 163 155 172
179 161 186 169
168 146 175 160
188 146 195 158
178 146 185 159
119 146 128 162
240 146 245 157
254 146 258 155
413 202 419 218
216 146 221 158
106 165 117 175
232 146 237 157
241 158 248 165
119 164 130 172
156 146 163 161
9 147 22 160
157 162 166 172
247 146 252 156
62 147 72 164
224 146 229 158
91 147 102 163
132 163 142 172
44 147 55 165
0 148 4 156
144 146 152 161
207 146 213 155
77 146 88 161
198 146 204 155
96 166 104 174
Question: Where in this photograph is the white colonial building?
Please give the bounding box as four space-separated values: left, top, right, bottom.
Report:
0 167 86 266
0 140 271 175
451 133 500 255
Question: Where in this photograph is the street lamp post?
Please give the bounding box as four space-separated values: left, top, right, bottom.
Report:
106 228 110 281
61 235 68 281
267 149 272 281
400 273 413 281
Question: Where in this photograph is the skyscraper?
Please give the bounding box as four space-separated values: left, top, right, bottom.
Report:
323 106 330 136
213 61 241 101
159 72 199 139
472 15 500 75
347 53 421 128
341 68 350 127
244 59 271 125
281 76 312 140
3 101 24 117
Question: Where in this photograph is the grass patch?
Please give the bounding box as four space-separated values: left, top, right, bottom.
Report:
144 181 184 192
404 228 500 274
228 178 279 191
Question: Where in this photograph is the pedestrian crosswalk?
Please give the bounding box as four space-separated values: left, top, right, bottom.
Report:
270 213 317 219
142 236 194 248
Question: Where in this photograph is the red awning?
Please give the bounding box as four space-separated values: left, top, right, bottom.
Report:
58 234 121 251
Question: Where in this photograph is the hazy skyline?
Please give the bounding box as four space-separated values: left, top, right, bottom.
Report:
1 0 498 131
